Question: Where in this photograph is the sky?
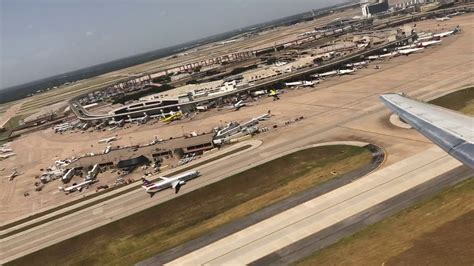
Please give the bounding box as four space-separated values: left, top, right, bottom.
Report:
0 0 347 89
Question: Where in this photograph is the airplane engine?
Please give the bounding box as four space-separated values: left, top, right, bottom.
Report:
179 180 186 185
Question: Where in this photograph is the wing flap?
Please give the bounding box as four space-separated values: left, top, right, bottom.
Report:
380 93 474 169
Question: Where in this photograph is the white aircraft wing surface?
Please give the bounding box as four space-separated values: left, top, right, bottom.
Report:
380 93 474 169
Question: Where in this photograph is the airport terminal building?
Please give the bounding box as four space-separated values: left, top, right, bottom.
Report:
67 133 215 169
362 0 390 17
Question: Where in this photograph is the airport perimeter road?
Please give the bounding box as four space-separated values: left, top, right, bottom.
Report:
166 147 466 265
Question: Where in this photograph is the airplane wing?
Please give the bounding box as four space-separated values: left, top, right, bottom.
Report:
380 93 474 169
171 180 182 194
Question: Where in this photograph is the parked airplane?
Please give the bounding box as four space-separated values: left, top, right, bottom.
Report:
233 100 246 111
345 61 368 68
8 168 19 181
136 113 150 124
0 153 16 160
434 31 454 38
95 122 106 130
312 70 338 78
417 35 435 42
418 40 442 47
436 16 451 21
298 30 317 37
433 26 460 38
104 145 112 154
220 39 238 45
397 40 441 50
338 69 356 75
449 11 464 17
98 136 118 144
274 61 288 67
285 80 317 87
141 170 200 196
0 147 13 153
125 113 150 124
59 179 98 194
109 119 124 127
397 47 424 55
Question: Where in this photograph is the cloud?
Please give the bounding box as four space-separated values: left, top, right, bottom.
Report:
85 31 94 37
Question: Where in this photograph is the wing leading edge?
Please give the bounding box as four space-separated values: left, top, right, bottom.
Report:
380 93 474 169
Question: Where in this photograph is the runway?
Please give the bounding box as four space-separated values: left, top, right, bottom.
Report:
165 147 466 265
252 165 473 265
1 19 473 263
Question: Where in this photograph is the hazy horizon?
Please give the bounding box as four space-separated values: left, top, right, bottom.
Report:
1 0 348 90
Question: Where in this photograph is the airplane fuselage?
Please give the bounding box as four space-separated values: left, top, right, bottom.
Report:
143 170 199 193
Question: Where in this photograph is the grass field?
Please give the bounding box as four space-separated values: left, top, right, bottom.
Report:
3 113 30 129
429 86 474 116
0 113 31 142
8 145 372 266
296 87 474 266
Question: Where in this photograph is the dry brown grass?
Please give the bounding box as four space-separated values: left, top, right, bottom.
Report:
429 87 474 116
